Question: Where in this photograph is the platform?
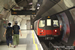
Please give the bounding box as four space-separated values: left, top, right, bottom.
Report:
0 30 43 50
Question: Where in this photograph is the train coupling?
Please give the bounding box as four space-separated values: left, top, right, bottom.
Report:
45 37 54 40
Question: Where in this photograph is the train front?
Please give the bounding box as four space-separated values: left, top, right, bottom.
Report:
37 16 60 40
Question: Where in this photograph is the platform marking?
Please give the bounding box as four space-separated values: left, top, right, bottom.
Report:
33 31 43 50
32 30 38 50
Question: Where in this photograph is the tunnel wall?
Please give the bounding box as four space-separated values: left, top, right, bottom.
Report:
20 20 27 30
26 20 31 30
51 7 75 46
19 20 31 30
0 20 7 42
42 0 75 18
0 10 11 42
65 8 75 46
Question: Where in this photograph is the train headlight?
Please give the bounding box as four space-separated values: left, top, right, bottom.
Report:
55 30 57 32
40 30 43 32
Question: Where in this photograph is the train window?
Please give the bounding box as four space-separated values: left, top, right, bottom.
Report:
39 20 45 27
53 20 59 27
47 19 51 26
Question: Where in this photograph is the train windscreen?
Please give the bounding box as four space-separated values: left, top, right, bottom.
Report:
39 20 45 27
56 12 70 43
47 19 51 26
53 20 59 27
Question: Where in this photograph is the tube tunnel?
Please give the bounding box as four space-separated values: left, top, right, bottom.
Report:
0 0 75 50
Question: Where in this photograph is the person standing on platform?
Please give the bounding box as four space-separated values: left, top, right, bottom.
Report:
12 21 22 48
3 23 12 47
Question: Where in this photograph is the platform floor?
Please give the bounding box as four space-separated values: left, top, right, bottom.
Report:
0 30 43 50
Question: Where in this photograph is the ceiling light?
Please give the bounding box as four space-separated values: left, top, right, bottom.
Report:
37 7 40 9
37 4 40 6
29 8 32 10
29 3 33 5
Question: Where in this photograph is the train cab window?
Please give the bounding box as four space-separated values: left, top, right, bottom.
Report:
47 19 51 26
53 20 59 27
39 20 45 27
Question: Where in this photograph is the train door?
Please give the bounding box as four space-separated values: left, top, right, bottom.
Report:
46 16 53 36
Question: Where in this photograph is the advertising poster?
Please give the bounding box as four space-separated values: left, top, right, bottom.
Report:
57 12 70 43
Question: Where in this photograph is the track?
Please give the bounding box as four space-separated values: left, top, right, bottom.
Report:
39 37 75 50
39 38 49 50
38 37 63 50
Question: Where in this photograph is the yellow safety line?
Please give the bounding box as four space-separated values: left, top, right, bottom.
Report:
13 9 15 10
32 30 38 50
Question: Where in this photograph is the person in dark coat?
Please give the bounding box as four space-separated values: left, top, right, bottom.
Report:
3 23 13 47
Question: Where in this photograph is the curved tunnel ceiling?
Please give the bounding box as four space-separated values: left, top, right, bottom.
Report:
33 0 60 22
42 0 75 17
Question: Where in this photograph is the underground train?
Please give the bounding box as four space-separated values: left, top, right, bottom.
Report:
34 16 60 40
